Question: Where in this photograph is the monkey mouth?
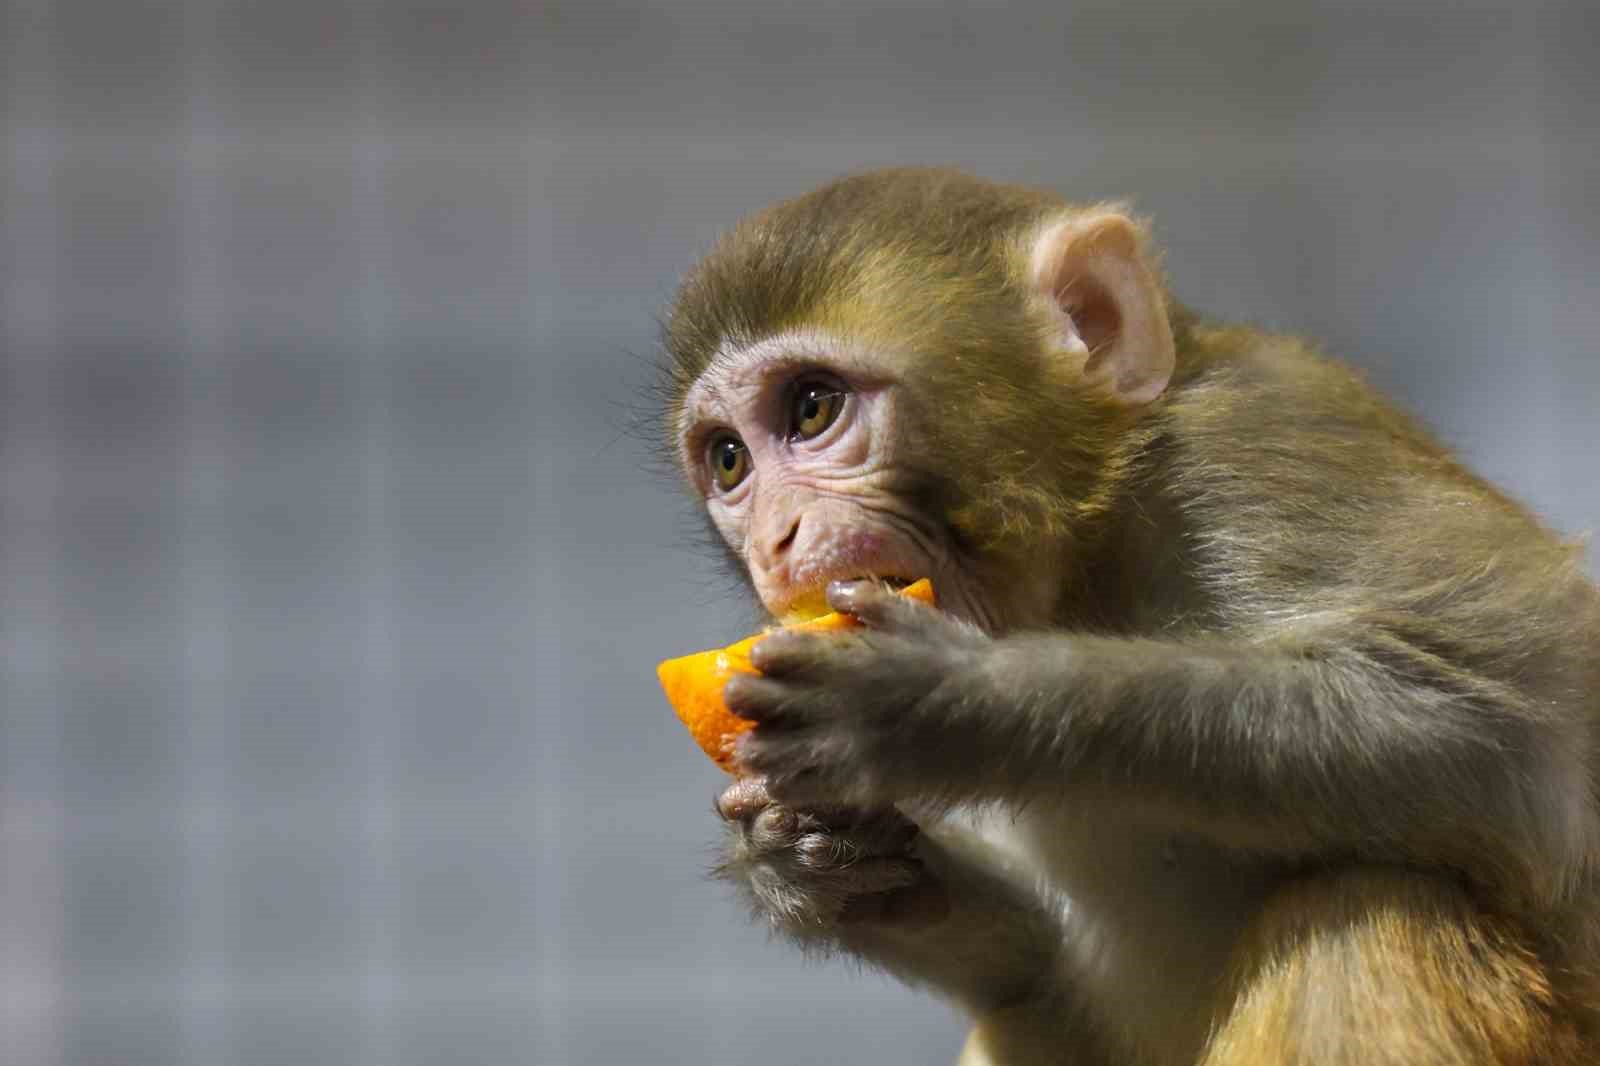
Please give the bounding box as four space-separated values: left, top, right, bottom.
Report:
828 573 918 601
778 573 917 623
856 574 913 590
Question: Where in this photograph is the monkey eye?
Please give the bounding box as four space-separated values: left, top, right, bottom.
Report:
706 433 751 492
789 380 846 441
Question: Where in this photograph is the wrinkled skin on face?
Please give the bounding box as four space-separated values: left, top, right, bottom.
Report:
679 328 1068 636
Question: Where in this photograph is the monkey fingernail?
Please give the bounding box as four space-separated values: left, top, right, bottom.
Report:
828 581 921 630
826 580 870 611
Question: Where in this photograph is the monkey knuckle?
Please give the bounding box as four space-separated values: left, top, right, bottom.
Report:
754 803 795 831
748 812 799 850
795 831 844 867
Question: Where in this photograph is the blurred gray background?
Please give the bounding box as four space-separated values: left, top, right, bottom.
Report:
1 1 1596 1064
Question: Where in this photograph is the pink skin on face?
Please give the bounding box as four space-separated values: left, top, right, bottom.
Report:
738 450 939 620
759 522 925 620
681 329 1047 634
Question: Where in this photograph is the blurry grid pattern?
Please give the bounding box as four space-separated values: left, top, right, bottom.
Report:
1 2 1597 1066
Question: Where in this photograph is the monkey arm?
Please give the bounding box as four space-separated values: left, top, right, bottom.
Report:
845 823 1108 1066
732 585 1593 905
979 627 1593 902
838 819 1064 1016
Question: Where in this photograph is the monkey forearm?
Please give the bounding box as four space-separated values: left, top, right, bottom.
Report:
839 823 1061 1014
849 825 1101 1064
975 631 1577 878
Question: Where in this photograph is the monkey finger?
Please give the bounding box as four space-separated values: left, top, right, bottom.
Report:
744 804 803 851
827 579 939 633
795 828 864 868
715 775 774 823
723 674 796 723
747 630 834 678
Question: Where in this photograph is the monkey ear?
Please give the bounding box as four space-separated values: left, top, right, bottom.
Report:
1029 210 1175 406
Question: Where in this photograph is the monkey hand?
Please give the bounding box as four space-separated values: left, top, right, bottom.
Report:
727 579 995 809
714 776 950 937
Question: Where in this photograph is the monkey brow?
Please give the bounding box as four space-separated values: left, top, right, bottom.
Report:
685 332 828 410
708 329 892 390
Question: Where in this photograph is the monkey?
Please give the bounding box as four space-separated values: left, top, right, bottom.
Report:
657 167 1600 1065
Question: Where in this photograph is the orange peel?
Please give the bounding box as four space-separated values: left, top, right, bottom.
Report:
656 579 936 773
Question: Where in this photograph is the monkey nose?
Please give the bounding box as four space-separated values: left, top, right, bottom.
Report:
772 517 800 555
753 514 801 571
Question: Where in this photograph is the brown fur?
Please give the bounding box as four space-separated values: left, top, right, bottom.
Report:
1205 869 1584 1065
662 167 1600 1064
665 169 1156 575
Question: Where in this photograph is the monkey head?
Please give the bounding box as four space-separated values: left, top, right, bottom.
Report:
662 168 1176 633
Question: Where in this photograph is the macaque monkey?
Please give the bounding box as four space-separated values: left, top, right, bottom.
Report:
659 167 1600 1065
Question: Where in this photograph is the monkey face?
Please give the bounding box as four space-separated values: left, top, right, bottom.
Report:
664 171 1178 637
677 327 1059 634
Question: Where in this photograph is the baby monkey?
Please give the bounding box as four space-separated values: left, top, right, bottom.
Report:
660 168 1600 1065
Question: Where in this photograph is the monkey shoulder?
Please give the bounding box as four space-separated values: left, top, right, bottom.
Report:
1152 329 1594 655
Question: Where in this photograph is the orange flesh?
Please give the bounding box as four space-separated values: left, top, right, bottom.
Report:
656 579 936 773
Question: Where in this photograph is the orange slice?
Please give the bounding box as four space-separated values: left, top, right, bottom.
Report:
657 579 935 773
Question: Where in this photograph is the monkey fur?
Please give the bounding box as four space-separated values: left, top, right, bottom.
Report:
660 168 1600 1065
